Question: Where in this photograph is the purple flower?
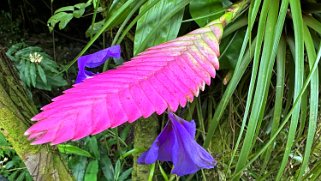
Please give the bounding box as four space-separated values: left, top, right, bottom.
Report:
75 45 121 83
138 112 216 176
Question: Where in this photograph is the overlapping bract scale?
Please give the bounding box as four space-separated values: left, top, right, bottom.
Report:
25 23 222 145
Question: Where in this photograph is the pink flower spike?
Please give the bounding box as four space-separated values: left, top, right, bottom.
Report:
25 22 222 145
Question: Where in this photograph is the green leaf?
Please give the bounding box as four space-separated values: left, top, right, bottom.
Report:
41 60 60 73
15 47 42 58
100 155 114 180
119 168 133 181
276 0 305 179
73 9 85 18
29 62 37 87
54 6 74 14
92 0 99 9
73 3 87 18
86 137 100 159
0 132 9 146
114 160 121 181
69 156 88 181
58 144 93 158
219 29 246 69
106 0 136 28
47 12 73 31
234 0 280 177
85 20 104 37
24 61 31 87
158 164 169 181
232 42 321 179
46 75 68 87
297 22 319 180
63 0 136 71
134 0 186 55
8 171 19 180
36 64 47 84
74 3 88 10
189 0 224 27
84 160 99 181
58 13 74 30
16 172 25 181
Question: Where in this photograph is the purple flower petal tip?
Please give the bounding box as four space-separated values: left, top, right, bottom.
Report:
138 112 217 176
75 45 121 83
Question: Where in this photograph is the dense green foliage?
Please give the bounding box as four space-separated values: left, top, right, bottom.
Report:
6 43 67 90
1 0 321 180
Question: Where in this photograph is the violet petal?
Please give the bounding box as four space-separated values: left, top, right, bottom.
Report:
138 112 216 176
75 45 121 83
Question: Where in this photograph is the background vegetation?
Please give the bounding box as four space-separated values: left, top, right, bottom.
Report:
1 0 321 180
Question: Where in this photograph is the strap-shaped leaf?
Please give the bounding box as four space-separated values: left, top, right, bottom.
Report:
25 21 224 145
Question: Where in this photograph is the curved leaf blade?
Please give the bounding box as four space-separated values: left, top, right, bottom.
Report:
134 0 185 55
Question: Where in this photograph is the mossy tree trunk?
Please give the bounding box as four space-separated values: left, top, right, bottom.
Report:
132 116 159 181
0 47 73 181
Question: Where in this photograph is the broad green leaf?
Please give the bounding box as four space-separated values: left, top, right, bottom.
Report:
189 0 224 27
134 0 186 55
36 64 47 84
58 144 93 158
219 29 246 69
84 160 99 181
106 0 136 28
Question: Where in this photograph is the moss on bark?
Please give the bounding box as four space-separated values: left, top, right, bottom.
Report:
0 47 73 181
132 116 159 181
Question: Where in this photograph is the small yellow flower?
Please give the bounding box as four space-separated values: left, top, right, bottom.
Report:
29 52 43 63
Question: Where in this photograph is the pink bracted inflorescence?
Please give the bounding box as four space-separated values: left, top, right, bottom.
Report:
25 22 223 145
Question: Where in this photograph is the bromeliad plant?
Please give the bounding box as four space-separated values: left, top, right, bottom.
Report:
19 0 321 179
24 1 246 177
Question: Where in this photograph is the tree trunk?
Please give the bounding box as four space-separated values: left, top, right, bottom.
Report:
0 47 73 181
132 116 159 181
